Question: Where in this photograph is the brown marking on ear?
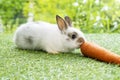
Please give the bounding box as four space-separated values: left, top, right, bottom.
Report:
56 15 68 31
64 16 72 27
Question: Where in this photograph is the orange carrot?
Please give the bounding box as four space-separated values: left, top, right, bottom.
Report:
80 41 120 64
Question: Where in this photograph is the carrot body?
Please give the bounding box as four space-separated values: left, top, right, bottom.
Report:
80 41 120 64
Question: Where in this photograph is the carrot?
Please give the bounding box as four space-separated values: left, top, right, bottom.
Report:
80 41 120 64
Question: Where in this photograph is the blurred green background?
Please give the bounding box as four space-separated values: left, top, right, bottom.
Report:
0 0 120 33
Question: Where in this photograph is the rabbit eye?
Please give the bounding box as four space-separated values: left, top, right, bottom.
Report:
68 32 78 40
72 34 76 39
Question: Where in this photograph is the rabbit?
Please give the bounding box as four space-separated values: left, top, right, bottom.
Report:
13 15 86 54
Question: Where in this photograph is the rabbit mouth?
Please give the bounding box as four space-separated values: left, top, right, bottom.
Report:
76 37 85 48
75 44 81 49
76 43 83 48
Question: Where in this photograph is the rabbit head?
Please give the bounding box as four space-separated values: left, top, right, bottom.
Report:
56 15 86 51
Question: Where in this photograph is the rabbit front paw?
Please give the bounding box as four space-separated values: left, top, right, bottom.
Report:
46 48 59 54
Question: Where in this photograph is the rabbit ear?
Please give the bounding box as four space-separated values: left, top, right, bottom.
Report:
64 16 72 27
56 15 68 31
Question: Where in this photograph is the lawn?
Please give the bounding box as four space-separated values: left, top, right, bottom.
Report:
0 33 120 80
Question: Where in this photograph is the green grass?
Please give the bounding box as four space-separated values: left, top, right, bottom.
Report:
0 33 120 80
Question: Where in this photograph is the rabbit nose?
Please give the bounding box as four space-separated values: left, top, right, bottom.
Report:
77 37 85 44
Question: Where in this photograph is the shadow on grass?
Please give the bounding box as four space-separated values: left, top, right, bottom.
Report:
14 47 84 59
14 46 81 55
14 46 120 67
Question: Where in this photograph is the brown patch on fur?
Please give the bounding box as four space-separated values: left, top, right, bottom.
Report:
26 36 33 44
66 38 70 41
77 37 84 43
68 32 78 39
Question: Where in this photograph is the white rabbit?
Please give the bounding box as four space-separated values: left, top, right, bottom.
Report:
14 15 86 54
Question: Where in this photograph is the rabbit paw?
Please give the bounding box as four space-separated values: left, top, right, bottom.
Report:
46 49 59 54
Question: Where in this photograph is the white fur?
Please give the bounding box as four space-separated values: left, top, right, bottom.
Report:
14 21 85 54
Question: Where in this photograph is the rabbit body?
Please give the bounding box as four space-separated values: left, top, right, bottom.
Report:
14 15 85 54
